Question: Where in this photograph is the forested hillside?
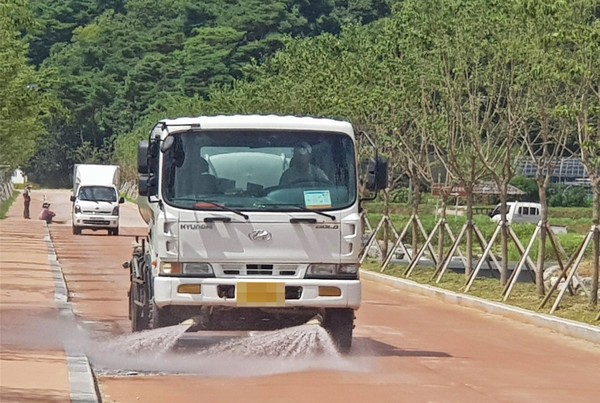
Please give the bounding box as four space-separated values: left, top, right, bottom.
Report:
12 0 397 185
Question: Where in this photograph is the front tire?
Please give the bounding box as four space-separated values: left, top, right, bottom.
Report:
130 257 150 332
323 308 355 354
130 281 150 332
72 226 81 235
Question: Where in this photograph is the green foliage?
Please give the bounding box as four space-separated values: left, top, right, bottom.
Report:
22 0 399 185
361 265 598 325
390 187 410 203
27 0 124 65
548 184 592 208
177 27 246 97
511 176 539 202
0 0 62 170
548 206 594 220
364 207 593 262
0 190 20 220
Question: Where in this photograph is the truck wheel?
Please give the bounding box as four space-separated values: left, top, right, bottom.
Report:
72 226 81 235
130 282 150 332
323 308 355 354
109 228 119 236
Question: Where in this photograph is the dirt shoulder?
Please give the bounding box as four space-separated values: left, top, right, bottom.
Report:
0 190 71 401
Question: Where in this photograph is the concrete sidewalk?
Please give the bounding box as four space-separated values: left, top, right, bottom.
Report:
1 190 76 402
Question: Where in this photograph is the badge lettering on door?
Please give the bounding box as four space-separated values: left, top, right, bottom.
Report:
180 223 213 230
315 224 339 229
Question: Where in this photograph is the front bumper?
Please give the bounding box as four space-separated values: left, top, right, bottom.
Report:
73 213 119 229
153 277 361 309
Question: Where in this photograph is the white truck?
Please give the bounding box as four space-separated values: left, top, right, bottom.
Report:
70 164 124 235
126 115 387 352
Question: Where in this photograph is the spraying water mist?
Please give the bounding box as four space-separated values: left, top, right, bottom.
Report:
202 319 339 358
3 311 367 377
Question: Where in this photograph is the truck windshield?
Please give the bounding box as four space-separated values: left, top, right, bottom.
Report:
78 186 117 202
162 130 357 211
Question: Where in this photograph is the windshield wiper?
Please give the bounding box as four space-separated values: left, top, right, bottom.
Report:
190 199 249 219
260 203 336 221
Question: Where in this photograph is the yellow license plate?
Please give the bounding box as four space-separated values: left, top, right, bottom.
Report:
236 282 285 307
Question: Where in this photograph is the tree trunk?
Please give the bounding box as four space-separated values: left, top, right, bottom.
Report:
537 181 548 297
500 184 509 285
411 179 422 259
437 195 448 266
591 176 599 306
465 188 474 278
382 189 390 260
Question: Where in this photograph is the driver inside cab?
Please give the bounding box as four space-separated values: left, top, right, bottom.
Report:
279 141 329 186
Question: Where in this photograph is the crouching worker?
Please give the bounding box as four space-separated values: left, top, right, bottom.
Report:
39 202 56 224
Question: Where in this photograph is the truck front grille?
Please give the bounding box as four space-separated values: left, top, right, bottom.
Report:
83 219 110 225
247 264 273 275
221 264 299 277
82 210 112 215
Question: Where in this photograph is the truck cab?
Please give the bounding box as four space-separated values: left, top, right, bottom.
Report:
128 115 387 353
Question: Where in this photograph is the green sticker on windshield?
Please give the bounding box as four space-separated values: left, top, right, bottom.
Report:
304 190 332 209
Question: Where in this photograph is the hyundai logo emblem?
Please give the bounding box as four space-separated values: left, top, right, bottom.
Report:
248 229 272 241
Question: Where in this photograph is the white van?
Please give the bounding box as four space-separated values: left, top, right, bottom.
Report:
489 201 541 225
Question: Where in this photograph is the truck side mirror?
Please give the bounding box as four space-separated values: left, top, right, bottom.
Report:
138 174 157 197
119 197 125 204
138 139 160 175
70 195 75 202
138 174 148 196
365 157 388 191
138 140 149 173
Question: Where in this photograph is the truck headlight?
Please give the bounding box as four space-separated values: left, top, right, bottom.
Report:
305 263 359 279
75 205 81 213
159 262 182 275
182 263 214 277
159 262 214 277
112 206 119 215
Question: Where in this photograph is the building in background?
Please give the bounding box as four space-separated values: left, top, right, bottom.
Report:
517 157 591 187
10 169 27 185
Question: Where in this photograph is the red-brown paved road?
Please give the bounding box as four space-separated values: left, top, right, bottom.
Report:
3 189 600 403
0 190 71 402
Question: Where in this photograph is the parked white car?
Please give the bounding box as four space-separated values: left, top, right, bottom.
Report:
489 201 541 225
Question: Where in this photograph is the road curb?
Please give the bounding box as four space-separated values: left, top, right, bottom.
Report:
361 270 600 344
44 225 101 403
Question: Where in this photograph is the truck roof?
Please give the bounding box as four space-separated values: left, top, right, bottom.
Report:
157 114 354 134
